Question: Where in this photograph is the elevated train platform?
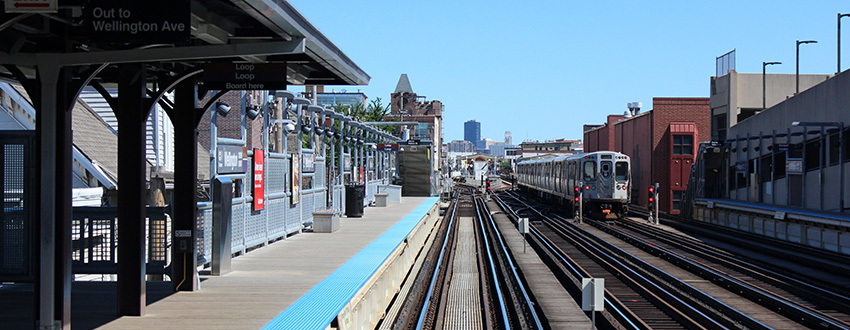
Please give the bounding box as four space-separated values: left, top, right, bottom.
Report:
0 197 439 329
692 198 850 254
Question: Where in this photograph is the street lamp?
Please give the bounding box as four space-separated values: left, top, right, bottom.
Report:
762 61 781 110
796 39 817 94
792 121 844 212
840 13 850 74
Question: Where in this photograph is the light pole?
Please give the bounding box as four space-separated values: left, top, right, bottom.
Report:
762 61 781 110
792 121 844 212
840 13 850 74
796 39 817 94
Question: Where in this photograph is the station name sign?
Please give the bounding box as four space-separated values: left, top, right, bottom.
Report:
82 0 190 43
217 145 246 175
204 63 287 90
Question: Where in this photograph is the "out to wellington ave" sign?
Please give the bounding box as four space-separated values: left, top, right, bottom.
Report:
82 0 190 43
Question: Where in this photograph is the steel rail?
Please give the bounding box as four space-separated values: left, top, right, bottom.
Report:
473 197 512 329
504 191 773 329
495 192 649 330
603 218 850 329
415 194 458 329
479 198 545 329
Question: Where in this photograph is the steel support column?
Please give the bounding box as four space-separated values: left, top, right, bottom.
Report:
116 63 149 316
54 67 73 330
35 63 75 330
171 78 200 291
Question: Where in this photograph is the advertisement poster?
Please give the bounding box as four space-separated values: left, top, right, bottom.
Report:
302 152 315 173
253 149 264 211
291 153 300 205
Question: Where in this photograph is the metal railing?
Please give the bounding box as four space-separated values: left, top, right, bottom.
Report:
71 206 169 274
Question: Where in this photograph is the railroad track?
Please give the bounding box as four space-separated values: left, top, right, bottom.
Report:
593 216 850 329
497 191 771 329
387 186 539 329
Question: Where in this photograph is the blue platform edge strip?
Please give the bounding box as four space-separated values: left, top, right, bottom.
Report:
263 197 440 330
696 198 850 221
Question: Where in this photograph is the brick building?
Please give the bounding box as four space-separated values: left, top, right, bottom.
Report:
389 74 444 180
584 97 710 214
583 115 624 152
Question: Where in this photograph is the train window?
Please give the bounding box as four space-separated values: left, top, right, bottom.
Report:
583 161 596 181
601 161 611 178
616 162 629 181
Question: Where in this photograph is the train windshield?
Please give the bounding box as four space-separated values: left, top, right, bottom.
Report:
601 161 611 178
615 162 629 181
583 161 596 181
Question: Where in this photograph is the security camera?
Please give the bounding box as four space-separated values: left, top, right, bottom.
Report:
246 107 260 120
215 102 231 116
285 122 296 133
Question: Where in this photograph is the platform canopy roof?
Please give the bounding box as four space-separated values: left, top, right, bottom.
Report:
0 0 370 87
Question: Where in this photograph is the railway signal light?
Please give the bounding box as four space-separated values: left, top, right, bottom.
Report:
486 179 491 191
648 186 655 206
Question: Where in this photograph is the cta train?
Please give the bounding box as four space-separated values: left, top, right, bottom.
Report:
516 151 631 218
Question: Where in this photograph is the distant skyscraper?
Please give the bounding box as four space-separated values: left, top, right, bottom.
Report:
464 120 480 144
504 131 512 145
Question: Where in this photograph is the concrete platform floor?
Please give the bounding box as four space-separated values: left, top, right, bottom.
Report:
0 197 431 330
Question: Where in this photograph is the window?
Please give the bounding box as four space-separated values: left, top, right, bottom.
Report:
672 191 683 211
759 154 772 183
828 131 840 166
601 161 612 178
583 161 596 181
805 137 820 172
615 162 629 181
774 151 786 179
673 135 694 155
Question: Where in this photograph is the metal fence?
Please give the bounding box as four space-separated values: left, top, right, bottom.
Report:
71 207 169 274
0 131 35 282
716 49 736 77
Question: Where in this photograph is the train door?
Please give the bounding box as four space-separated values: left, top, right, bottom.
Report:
599 160 613 198
583 160 596 198
614 160 630 200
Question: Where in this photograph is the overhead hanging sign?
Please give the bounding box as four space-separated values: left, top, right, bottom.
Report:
204 63 287 90
376 143 399 151
82 0 190 43
5 0 57 13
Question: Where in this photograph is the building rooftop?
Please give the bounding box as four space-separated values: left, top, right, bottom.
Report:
394 74 413 93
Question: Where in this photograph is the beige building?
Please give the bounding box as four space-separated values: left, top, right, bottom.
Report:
709 70 831 142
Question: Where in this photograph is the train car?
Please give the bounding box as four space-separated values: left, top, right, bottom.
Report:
516 151 631 218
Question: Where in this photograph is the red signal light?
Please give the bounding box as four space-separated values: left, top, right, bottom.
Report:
574 197 579 202
648 197 654 202
648 187 655 193
574 187 580 192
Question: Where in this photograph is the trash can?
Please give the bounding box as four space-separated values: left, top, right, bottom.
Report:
345 184 365 217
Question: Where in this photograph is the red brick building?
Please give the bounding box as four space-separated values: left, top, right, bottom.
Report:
584 97 710 214
583 115 623 152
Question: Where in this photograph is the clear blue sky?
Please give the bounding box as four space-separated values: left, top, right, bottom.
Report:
288 0 849 144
